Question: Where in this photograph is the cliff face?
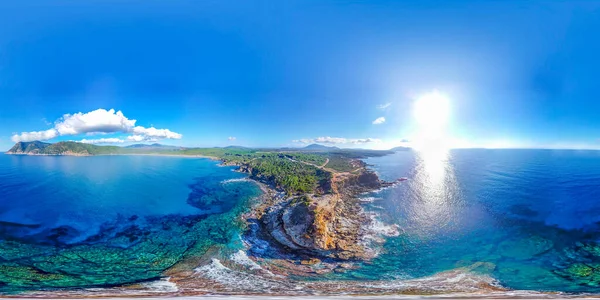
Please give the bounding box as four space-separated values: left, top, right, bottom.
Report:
258 170 387 260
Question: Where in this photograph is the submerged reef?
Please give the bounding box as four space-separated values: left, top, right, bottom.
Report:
0 179 260 293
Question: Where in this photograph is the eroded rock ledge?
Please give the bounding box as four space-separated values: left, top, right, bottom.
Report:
242 165 397 261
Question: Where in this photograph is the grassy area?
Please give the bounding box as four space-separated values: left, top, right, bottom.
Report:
246 155 332 195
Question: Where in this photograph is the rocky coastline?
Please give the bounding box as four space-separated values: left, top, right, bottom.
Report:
225 158 402 277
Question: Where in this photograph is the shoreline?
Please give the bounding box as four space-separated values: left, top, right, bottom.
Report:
4 152 222 160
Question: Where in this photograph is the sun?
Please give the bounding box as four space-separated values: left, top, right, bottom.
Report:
413 91 450 133
412 91 451 150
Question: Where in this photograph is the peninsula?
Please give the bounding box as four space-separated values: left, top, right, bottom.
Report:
6 141 404 266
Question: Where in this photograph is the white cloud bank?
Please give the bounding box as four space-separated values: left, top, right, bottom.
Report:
292 137 382 145
13 129 59 142
372 117 386 125
132 126 182 139
11 108 182 143
55 109 136 136
228 137 236 141
80 138 126 144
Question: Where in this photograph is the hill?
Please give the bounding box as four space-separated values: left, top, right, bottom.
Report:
390 146 411 151
125 143 179 149
7 141 51 154
302 144 340 151
6 141 123 156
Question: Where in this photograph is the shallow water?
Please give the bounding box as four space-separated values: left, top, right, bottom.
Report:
0 154 261 292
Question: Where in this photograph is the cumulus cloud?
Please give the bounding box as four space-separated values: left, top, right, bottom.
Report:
377 102 392 110
55 109 136 135
79 138 125 144
228 137 236 141
132 126 182 139
126 135 158 143
372 117 386 125
10 108 182 143
292 137 382 145
11 129 58 143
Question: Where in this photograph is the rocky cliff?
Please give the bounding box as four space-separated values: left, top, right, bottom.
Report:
255 170 391 260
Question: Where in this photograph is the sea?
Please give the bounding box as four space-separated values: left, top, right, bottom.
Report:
2 149 600 296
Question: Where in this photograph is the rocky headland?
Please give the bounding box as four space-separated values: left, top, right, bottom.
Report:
226 155 401 278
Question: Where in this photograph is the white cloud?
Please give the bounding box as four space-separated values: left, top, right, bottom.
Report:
377 102 392 110
11 108 182 143
12 129 59 143
228 137 236 141
55 109 136 136
127 135 147 142
79 138 125 144
372 117 386 125
292 137 382 145
132 126 182 139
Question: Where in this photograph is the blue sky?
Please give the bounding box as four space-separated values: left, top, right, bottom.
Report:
1 1 600 150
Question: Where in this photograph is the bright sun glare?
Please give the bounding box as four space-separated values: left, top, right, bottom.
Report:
413 91 450 133
412 91 451 150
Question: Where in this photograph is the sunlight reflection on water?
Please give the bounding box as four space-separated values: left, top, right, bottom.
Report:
410 147 461 236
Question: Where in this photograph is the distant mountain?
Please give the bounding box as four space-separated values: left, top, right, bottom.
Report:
6 141 122 155
7 141 51 154
125 143 179 149
390 146 411 151
302 144 340 151
223 145 250 150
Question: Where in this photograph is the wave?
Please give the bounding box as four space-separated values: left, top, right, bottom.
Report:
221 178 250 184
229 250 280 278
359 196 383 203
29 258 566 297
188 257 555 297
364 211 401 238
193 258 301 294
139 277 179 293
230 250 263 271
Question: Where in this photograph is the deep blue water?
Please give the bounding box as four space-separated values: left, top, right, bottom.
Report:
0 154 255 243
350 149 600 292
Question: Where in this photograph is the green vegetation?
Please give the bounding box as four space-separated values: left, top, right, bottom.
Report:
44 142 123 155
282 152 328 166
245 154 332 195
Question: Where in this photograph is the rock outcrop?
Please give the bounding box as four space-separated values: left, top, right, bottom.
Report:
255 170 391 260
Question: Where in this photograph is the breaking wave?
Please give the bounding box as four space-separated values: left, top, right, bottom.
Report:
359 196 383 203
221 178 250 184
187 257 551 297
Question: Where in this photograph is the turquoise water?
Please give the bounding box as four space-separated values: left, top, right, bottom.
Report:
0 154 261 292
341 149 600 293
